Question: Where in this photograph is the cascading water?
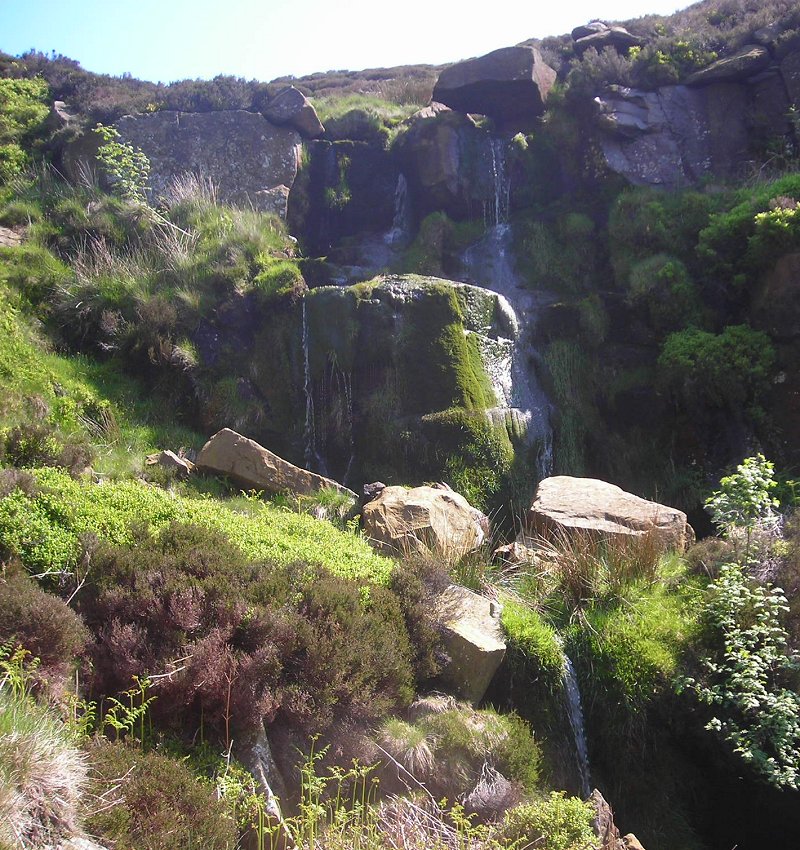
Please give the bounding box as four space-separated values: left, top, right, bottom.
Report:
461 135 554 479
384 173 411 247
562 654 592 798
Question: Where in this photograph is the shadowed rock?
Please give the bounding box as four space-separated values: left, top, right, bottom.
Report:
432 46 556 129
196 428 356 500
686 44 771 86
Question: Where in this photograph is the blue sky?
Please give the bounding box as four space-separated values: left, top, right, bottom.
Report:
2 0 696 83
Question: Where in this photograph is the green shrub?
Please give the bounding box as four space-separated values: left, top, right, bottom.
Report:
658 325 775 411
0 77 49 182
84 739 237 850
499 792 595 850
680 563 800 789
627 253 703 334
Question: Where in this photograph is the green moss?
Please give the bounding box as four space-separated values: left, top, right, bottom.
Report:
305 287 361 376
501 600 564 684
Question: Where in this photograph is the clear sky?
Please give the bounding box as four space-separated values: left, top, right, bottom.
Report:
1 0 697 83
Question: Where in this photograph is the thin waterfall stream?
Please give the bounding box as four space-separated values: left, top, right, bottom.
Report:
562 654 592 798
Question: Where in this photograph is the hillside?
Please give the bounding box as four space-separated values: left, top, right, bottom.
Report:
2 1 800 849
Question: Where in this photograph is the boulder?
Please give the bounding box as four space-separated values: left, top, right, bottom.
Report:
0 226 22 247
432 46 556 129
196 428 356 500
572 21 610 41
263 85 324 138
394 110 496 219
686 44 771 86
574 26 645 57
590 790 648 850
525 476 691 551
434 584 506 704
66 111 301 216
145 449 195 477
361 484 489 559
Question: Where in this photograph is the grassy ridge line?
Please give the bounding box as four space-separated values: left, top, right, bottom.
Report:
0 466 394 584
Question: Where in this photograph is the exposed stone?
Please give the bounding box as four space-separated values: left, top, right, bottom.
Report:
0 226 22 247
591 790 625 850
406 101 452 122
361 484 489 559
594 82 760 188
196 428 356 500
686 44 771 86
572 21 609 41
526 476 691 552
622 835 647 850
362 481 387 505
264 85 324 139
394 110 496 219
44 99 79 133
255 184 292 218
434 584 506 704
238 725 292 846
66 111 301 215
432 46 556 129
574 27 645 57
145 449 195 477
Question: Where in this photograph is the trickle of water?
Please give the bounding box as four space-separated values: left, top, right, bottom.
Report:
562 655 592 798
384 173 411 247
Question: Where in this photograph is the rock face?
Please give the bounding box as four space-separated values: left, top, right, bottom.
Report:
395 110 498 220
574 25 645 56
594 83 751 187
66 111 301 216
361 484 489 559
0 226 22 247
196 428 356 500
591 790 648 850
593 44 800 187
264 85 324 139
434 584 506 704
432 46 556 129
526 476 690 551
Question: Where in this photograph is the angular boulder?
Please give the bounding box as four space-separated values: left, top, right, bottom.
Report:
361 484 489 559
264 85 324 139
196 428 356 500
686 44 771 86
145 449 195 477
435 584 506 704
525 476 690 551
574 26 645 57
432 46 556 129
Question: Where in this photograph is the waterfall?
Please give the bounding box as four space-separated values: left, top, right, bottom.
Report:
562 655 592 798
461 135 554 480
384 173 411 247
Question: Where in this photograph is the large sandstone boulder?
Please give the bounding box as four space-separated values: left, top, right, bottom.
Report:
196 428 356 500
574 25 645 57
361 484 489 559
435 584 506 704
65 111 301 216
264 85 324 139
525 476 691 552
432 46 556 129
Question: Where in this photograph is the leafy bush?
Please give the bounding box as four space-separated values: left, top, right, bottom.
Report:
681 563 800 789
0 76 49 182
658 325 775 411
627 253 703 334
499 792 595 850
84 739 237 850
